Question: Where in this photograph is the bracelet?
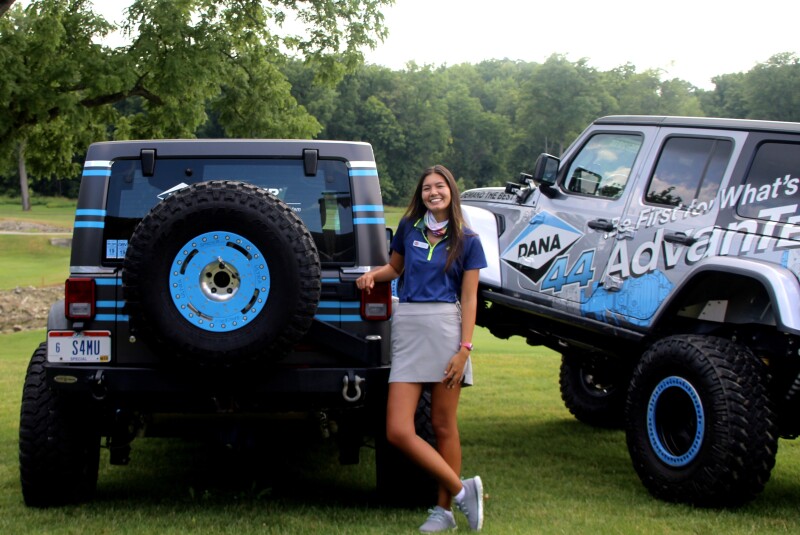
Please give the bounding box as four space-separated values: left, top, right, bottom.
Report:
460 341 473 352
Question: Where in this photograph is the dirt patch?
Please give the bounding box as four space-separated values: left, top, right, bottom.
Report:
0 286 64 334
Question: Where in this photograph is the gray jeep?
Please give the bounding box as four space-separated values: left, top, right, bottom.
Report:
462 115 800 506
19 139 432 507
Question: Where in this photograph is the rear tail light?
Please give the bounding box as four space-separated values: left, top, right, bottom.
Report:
360 281 392 321
65 277 96 319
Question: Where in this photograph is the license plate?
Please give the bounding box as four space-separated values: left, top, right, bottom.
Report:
47 331 111 363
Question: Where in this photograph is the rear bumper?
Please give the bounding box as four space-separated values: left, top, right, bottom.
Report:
44 363 391 413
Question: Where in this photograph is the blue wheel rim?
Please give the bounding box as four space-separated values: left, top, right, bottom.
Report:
646 376 705 467
169 231 270 332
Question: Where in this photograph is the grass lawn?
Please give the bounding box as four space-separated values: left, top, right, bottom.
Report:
2 329 800 534
0 196 73 289
384 205 404 230
0 196 76 229
0 235 70 289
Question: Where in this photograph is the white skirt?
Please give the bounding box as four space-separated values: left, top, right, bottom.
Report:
389 302 473 386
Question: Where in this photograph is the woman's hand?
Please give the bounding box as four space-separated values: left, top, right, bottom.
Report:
355 272 375 294
443 348 470 389
355 252 404 295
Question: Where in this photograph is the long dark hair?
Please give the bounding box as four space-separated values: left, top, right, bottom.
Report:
402 164 466 271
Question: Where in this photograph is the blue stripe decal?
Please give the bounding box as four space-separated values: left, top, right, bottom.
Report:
317 301 359 309
321 278 339 284
353 205 384 212
95 278 121 286
76 209 107 217
74 221 105 228
315 314 362 322
353 217 385 225
82 169 111 177
349 170 379 177
95 314 129 322
96 300 125 308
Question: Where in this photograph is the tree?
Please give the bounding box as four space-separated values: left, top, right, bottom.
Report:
742 52 800 122
0 0 392 209
602 65 703 116
517 55 612 166
443 81 512 188
701 72 749 118
0 0 112 210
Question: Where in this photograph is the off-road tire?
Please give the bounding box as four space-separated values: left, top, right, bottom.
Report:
625 335 778 506
560 352 631 428
123 180 321 366
19 343 101 507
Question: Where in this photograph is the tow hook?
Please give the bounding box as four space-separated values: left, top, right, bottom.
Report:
91 370 107 400
342 372 364 402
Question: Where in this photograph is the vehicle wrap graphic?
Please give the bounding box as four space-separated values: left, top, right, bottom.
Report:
581 270 673 326
501 212 583 282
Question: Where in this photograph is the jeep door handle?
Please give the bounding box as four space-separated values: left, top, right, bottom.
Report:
663 231 697 246
588 219 615 232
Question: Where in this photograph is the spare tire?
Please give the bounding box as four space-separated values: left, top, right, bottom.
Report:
123 180 321 366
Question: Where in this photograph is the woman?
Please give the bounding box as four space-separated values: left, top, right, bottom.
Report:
356 165 487 532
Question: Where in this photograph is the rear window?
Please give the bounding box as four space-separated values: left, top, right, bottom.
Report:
645 136 732 208
103 158 354 265
736 141 800 220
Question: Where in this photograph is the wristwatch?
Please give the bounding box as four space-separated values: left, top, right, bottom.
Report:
460 341 473 352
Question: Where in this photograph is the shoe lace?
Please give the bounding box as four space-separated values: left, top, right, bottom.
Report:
456 501 470 519
427 507 450 522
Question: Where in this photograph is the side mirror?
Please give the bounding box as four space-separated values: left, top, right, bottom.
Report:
532 153 560 186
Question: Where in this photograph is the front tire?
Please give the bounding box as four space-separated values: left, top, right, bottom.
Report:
625 335 777 506
19 343 101 507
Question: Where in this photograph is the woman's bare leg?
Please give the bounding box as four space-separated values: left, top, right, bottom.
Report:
430 381 463 509
385 382 463 498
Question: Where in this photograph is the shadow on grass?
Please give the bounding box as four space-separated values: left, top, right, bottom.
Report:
91 420 382 510
81 410 800 519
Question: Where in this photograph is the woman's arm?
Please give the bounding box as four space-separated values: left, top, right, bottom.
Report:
443 268 481 388
355 251 404 294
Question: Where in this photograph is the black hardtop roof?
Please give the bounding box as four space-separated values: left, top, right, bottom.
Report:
595 115 800 135
85 138 375 162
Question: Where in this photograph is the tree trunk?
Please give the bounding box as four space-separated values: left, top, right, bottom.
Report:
18 140 31 212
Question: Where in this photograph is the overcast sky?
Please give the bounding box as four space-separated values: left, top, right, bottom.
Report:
90 0 798 90
362 0 798 89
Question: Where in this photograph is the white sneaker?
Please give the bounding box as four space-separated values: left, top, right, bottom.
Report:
419 505 457 533
455 476 484 531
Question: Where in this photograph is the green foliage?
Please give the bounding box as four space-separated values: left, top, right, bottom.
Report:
0 0 392 202
0 0 112 179
742 53 800 122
